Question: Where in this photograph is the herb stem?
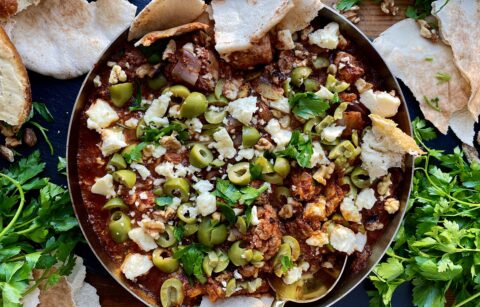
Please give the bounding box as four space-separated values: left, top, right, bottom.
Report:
0 173 25 241
30 121 54 155
452 291 480 307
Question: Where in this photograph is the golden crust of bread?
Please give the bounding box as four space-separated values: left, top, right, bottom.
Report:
135 22 209 47
0 26 31 126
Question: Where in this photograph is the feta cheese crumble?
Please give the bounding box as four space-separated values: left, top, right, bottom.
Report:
128 228 157 251
121 254 153 281
308 22 340 50
85 99 119 132
100 128 127 156
213 128 237 159
356 188 377 210
360 89 401 118
265 119 292 149
196 193 217 216
226 96 258 125
143 92 171 126
91 174 116 198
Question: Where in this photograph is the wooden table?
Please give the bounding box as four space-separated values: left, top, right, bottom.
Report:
85 1 414 306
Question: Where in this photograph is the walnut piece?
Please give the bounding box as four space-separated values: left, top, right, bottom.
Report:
384 197 400 214
313 163 335 186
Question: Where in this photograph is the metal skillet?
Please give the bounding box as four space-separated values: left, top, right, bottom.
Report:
66 5 414 306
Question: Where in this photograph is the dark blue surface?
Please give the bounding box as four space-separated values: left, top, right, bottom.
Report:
1 1 475 305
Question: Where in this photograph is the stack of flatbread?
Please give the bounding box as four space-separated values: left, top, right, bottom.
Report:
373 0 479 146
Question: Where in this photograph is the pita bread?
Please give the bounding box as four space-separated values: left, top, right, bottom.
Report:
199 295 274 307
73 283 101 307
128 0 206 41
433 0 480 119
449 109 477 146
276 0 324 32
212 0 294 54
0 26 31 126
135 22 209 47
4 0 136 79
0 0 39 19
32 270 76 307
373 19 475 144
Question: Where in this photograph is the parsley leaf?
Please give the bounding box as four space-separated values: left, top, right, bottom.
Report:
173 225 184 242
217 202 236 225
214 180 269 206
173 244 209 283
123 142 146 164
435 72 451 83
276 130 313 168
239 184 269 206
280 256 294 273
423 96 441 112
141 122 188 143
288 92 330 120
57 157 67 175
155 196 173 207
249 163 263 180
129 86 147 111
336 0 361 10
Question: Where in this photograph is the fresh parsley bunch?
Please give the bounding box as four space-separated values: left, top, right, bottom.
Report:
0 151 83 306
368 118 480 307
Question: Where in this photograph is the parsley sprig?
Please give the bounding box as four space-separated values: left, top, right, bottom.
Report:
276 130 313 168
368 118 480 307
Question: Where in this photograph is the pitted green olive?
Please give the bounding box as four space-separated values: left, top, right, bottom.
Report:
235 216 247 235
177 204 197 224
282 236 300 261
108 211 131 243
189 144 213 168
183 223 199 236
273 243 292 277
197 219 228 247
334 102 349 120
214 79 224 99
202 251 219 277
328 140 356 160
164 178 190 202
314 115 335 134
274 186 291 204
242 126 261 148
273 157 291 178
180 92 208 118
156 225 177 248
304 78 320 92
136 119 146 139
313 57 330 69
291 67 312 87
214 250 229 273
351 167 370 189
108 153 127 170
227 162 251 186
153 248 179 273
147 74 167 90
304 118 320 133
325 74 349 93
228 241 253 266
225 279 236 297
204 109 227 124
160 278 184 307
207 94 229 106
112 170 136 188
251 250 264 263
102 197 128 211
262 173 284 185
109 83 133 107
254 156 274 174
164 85 190 99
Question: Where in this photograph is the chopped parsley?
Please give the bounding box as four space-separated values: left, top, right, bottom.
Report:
155 196 173 207
423 96 441 112
281 256 294 273
173 244 209 283
123 142 146 164
21 102 54 155
217 202 236 225
173 225 184 242
425 57 434 62
214 180 269 206
141 122 189 143
276 130 313 168
249 163 263 180
129 86 147 111
336 0 361 10
288 92 330 120
435 72 451 84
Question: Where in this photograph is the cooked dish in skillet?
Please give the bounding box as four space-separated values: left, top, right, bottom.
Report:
76 14 422 306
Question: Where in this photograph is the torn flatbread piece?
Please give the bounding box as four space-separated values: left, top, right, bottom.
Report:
211 0 294 54
276 0 324 32
0 0 39 20
4 0 136 79
0 26 31 126
433 0 480 119
449 109 477 146
373 19 473 141
135 22 209 47
128 0 206 41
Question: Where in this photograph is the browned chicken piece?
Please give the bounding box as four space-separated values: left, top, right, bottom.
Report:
338 111 367 136
224 35 273 70
324 181 346 217
250 205 282 260
291 171 318 201
334 51 365 84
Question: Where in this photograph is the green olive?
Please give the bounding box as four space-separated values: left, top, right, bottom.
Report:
225 279 236 297
180 92 208 118
214 250 229 273
242 126 261 148
303 118 320 133
148 74 167 90
262 173 284 185
328 140 356 160
204 109 227 124
228 241 253 266
102 197 128 211
291 67 312 87
325 74 349 92
108 153 127 170
283 79 292 97
197 219 228 247
202 251 219 277
274 186 291 204
156 225 177 248
282 236 300 261
112 170 136 188
177 204 197 224
273 157 291 178
351 167 370 189
351 130 359 147
108 211 131 243
164 178 190 202
136 118 146 139
334 102 349 120
227 162 251 186
304 78 320 92
251 250 264 264
313 57 330 70
235 216 247 235
189 144 213 168
160 278 184 307
121 144 138 157
183 223 199 236
207 93 229 106
214 79 225 100
153 248 179 273
273 243 292 277
314 115 335 134
254 156 274 174
153 187 164 196
109 82 133 107
164 85 190 99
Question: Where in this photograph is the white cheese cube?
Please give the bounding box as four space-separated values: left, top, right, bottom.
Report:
360 89 401 118
196 193 217 216
282 266 303 285
100 128 127 156
143 92 172 126
130 163 151 180
124 118 139 128
306 230 329 247
308 22 340 50
128 228 157 251
186 118 203 133
340 195 362 223
91 174 116 198
86 99 119 132
356 188 377 210
213 128 237 159
235 148 255 161
269 97 291 114
265 119 292 149
121 253 153 281
193 180 214 193
226 96 258 125
309 142 329 167
329 224 357 254
321 125 345 143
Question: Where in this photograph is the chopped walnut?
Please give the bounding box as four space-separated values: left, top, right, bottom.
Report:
340 5 361 24
5 137 21 147
354 78 373 94
254 138 274 151
153 207 176 221
160 135 182 150
377 174 392 196
380 0 399 16
109 65 127 84
417 19 439 42
384 198 400 214
366 221 384 231
313 163 335 186
135 63 158 78
142 220 165 238
0 145 14 162
278 204 293 219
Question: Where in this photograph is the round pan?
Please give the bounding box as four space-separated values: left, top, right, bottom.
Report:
66 6 414 307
